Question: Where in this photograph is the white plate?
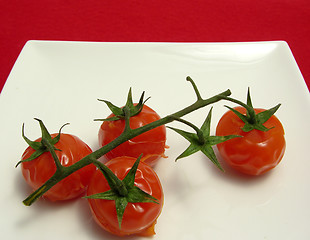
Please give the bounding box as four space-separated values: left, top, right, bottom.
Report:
1 41 309 240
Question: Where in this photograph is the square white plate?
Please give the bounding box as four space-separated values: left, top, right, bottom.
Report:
0 41 309 240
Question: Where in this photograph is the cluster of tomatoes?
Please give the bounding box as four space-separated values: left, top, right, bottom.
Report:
19 98 286 237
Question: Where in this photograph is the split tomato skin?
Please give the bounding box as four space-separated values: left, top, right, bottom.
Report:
21 133 96 201
98 104 167 167
216 106 286 175
87 156 164 237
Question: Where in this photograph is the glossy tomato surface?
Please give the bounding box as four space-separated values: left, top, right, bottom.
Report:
87 156 164 237
98 104 167 167
216 106 286 175
21 133 95 201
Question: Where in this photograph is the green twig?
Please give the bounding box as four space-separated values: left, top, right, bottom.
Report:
21 78 232 206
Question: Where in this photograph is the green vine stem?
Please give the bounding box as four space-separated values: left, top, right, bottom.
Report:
222 96 257 123
22 78 232 206
168 116 206 145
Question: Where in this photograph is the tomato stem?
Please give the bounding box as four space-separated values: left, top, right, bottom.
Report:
222 96 257 123
123 106 132 132
22 156 94 206
20 77 232 206
41 138 63 172
169 116 205 145
92 160 128 197
186 76 203 101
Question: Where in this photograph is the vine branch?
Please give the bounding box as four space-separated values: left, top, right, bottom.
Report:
22 79 232 206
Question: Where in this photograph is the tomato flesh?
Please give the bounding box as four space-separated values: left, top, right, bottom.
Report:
98 104 167 167
216 107 286 175
87 156 164 236
21 133 96 201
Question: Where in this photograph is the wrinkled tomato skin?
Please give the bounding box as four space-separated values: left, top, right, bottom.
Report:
87 156 164 237
98 104 167 167
21 133 96 201
216 107 286 176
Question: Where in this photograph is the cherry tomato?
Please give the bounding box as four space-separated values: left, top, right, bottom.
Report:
21 133 96 201
98 104 167 167
216 106 286 175
87 156 164 237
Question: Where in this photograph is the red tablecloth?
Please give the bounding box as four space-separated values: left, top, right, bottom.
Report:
1 0 309 93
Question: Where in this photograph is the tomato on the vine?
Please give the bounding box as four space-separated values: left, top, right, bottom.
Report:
21 133 96 201
87 156 164 237
98 104 167 167
216 106 286 175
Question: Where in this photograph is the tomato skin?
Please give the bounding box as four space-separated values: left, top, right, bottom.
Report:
21 133 96 201
87 156 164 237
98 104 167 167
216 106 286 175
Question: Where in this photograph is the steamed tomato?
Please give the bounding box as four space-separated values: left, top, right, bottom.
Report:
87 156 164 237
98 104 167 167
21 133 96 201
216 106 286 175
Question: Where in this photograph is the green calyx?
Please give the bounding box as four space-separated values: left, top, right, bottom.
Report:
16 118 68 168
85 155 159 229
168 107 240 171
95 88 150 121
225 88 281 132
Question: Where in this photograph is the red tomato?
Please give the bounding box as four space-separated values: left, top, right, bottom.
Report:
87 156 164 237
216 106 286 175
21 133 96 201
98 104 167 167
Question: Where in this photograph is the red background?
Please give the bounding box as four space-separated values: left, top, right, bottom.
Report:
1 0 309 93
